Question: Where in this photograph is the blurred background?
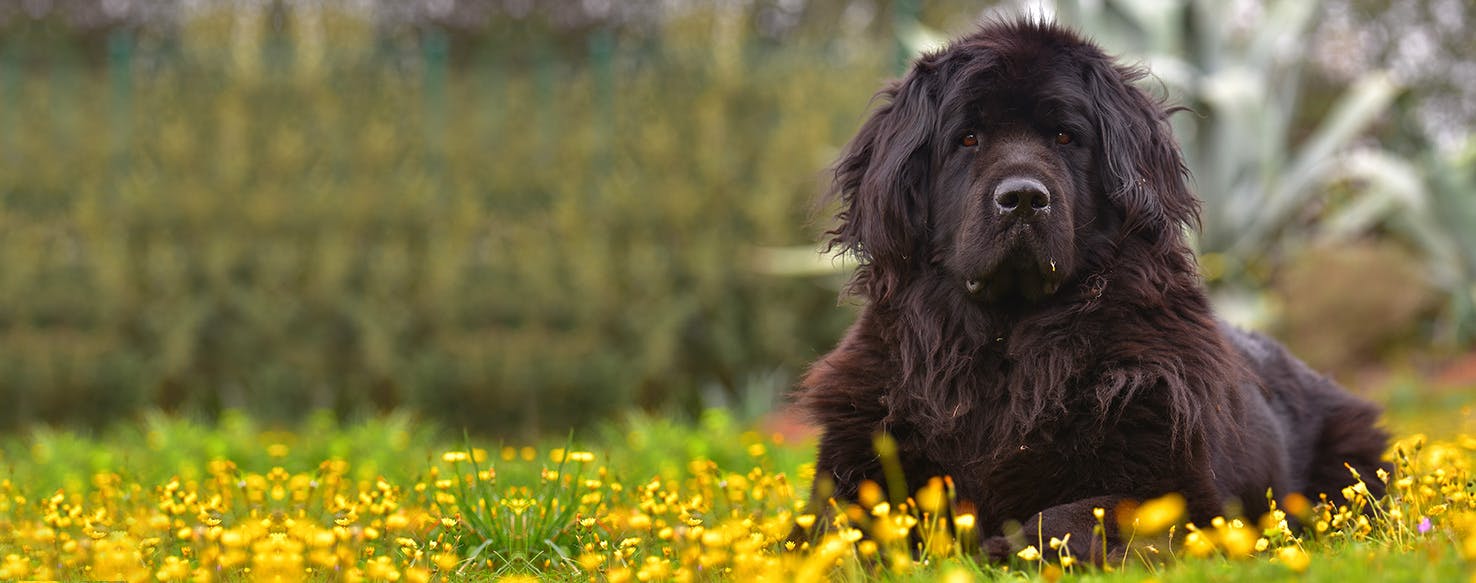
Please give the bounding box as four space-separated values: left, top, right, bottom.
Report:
0 0 1471 437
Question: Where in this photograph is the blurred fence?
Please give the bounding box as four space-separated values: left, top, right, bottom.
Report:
0 8 897 433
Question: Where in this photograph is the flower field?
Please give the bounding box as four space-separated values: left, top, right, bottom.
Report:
1 408 1474 582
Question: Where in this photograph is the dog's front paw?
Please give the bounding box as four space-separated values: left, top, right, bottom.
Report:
982 535 1015 562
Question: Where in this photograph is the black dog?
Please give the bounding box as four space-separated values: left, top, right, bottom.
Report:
797 19 1389 562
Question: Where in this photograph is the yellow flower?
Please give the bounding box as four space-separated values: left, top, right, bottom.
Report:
942 566 974 583
871 501 891 517
1126 493 1185 535
917 478 947 513
858 481 883 507
1277 546 1310 572
91 536 147 583
1221 523 1258 558
0 554 31 580
155 556 191 581
441 451 468 463
1182 530 1215 558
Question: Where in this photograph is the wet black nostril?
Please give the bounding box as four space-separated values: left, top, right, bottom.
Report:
993 177 1050 215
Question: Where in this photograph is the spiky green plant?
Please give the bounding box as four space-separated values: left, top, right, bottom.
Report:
1052 0 1472 337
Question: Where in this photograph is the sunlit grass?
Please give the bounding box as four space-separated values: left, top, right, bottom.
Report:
0 408 1474 581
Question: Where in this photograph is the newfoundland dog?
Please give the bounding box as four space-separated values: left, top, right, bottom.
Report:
797 20 1390 562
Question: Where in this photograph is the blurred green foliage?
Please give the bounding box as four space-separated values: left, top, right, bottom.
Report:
0 7 894 433
1053 0 1476 356
3 1 1471 434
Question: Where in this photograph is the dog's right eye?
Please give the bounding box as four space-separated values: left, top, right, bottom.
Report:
959 131 979 148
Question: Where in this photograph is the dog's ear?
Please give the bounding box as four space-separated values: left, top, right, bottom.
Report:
1083 59 1200 243
825 60 943 300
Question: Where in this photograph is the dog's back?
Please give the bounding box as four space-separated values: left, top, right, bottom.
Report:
1221 324 1391 507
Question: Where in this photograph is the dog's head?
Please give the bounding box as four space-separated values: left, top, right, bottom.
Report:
826 20 1198 304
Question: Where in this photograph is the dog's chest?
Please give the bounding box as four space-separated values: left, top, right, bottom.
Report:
914 424 1106 527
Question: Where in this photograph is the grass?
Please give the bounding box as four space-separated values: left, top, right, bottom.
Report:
0 401 1473 582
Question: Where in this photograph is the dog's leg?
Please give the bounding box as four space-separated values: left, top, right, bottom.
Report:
981 495 1125 565
981 452 1223 565
786 427 888 546
1305 396 1392 505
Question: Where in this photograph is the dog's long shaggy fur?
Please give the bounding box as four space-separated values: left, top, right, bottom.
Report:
797 20 1389 562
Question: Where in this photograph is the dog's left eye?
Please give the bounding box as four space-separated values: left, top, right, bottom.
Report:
960 131 979 148
1055 131 1072 145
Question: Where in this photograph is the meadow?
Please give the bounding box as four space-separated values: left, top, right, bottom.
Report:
1 396 1474 582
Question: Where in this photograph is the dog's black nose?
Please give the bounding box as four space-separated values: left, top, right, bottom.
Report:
994 177 1051 216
